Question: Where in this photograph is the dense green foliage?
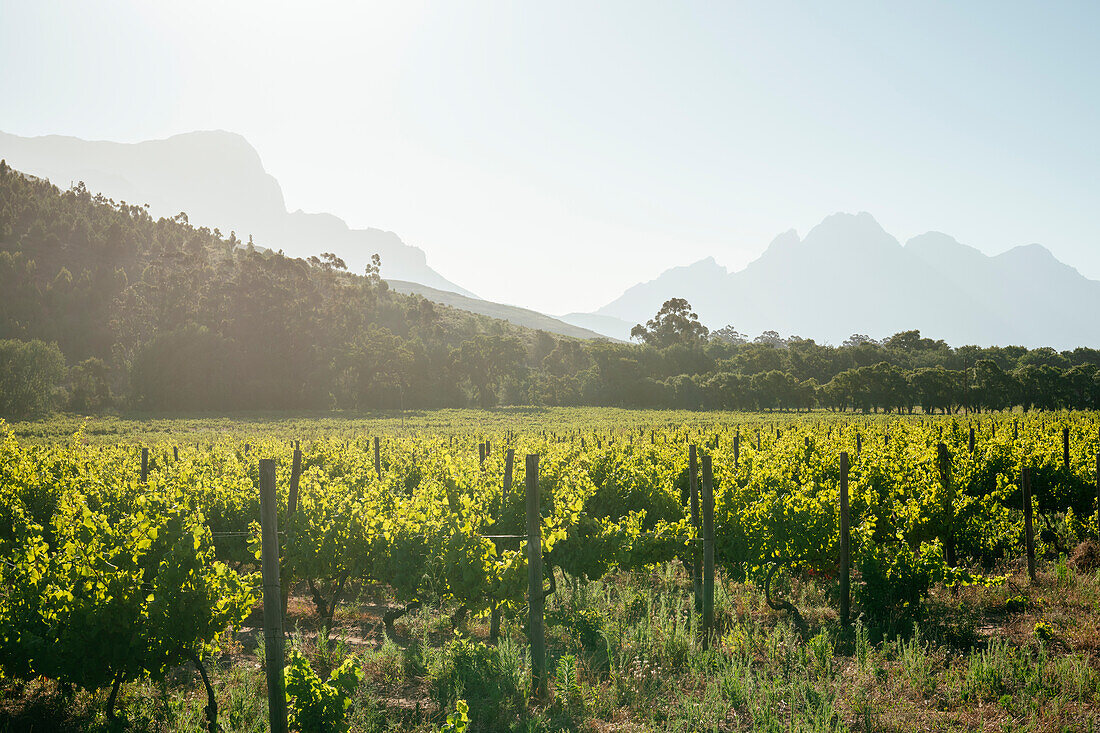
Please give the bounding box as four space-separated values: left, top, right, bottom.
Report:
0 338 66 417
0 430 253 707
285 649 363 733
4 162 1100 418
0 409 1099 729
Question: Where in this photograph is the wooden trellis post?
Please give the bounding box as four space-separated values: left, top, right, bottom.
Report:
938 443 956 566
1022 465 1036 583
374 436 382 480
259 459 288 733
688 445 702 614
700 454 716 648
526 455 547 700
839 452 850 627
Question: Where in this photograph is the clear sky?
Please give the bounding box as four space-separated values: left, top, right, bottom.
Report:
2 1 1098 314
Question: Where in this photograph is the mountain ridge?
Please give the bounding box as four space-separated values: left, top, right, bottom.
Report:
589 212 1098 349
0 129 477 297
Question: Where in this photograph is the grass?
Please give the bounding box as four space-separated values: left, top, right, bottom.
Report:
4 406 963 444
3 552 1100 732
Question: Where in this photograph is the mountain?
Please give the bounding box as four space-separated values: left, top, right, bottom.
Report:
585 212 1098 349
556 312 635 342
0 130 476 296
388 280 614 341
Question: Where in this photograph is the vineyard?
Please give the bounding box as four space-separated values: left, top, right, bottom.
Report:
3 409 1100 732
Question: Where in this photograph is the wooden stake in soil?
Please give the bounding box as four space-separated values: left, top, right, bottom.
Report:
259 459 288 733
503 449 514 501
526 454 547 700
700 454 716 648
491 448 517 643
733 432 740 469
141 447 149 483
283 445 303 618
1022 465 1036 583
1063 427 1070 470
688 445 702 614
839 451 851 627
288 447 303 514
374 436 382 480
1091 451 1100 537
937 443 956 566
1095 453 1100 540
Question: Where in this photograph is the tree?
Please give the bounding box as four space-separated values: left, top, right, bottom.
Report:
710 324 748 345
971 359 1014 412
0 339 66 418
909 366 963 414
453 335 526 407
730 343 784 375
332 325 413 410
753 330 787 348
843 334 878 348
68 357 112 413
630 298 709 348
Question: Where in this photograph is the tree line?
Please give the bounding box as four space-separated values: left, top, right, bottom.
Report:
2 161 1099 418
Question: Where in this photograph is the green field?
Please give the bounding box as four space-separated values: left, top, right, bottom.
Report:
2 410 1100 732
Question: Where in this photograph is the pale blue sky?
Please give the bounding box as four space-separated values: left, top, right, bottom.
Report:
2 1 1097 313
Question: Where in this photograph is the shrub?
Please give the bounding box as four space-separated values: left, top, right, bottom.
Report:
0 339 66 418
855 542 940 634
285 649 363 733
428 637 524 731
1069 539 1100 573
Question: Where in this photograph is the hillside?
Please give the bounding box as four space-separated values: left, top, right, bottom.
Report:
5 161 1100 418
0 129 474 296
388 280 613 341
586 213 1100 349
0 162 588 411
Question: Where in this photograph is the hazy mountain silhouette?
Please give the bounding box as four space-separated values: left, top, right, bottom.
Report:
0 130 476 296
6 129 1093 348
585 212 1099 348
387 280 614 341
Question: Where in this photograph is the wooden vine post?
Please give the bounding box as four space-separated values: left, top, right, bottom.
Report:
259 459 288 733
1063 427 1070 470
503 449 514 500
282 445 303 618
937 443 956 566
489 448 517 642
526 454 547 700
374 436 382 480
1022 465 1036 583
969 426 975 453
839 451 850 627
700 454 716 648
1095 453 1100 540
688 445 702 614
141 447 149 482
